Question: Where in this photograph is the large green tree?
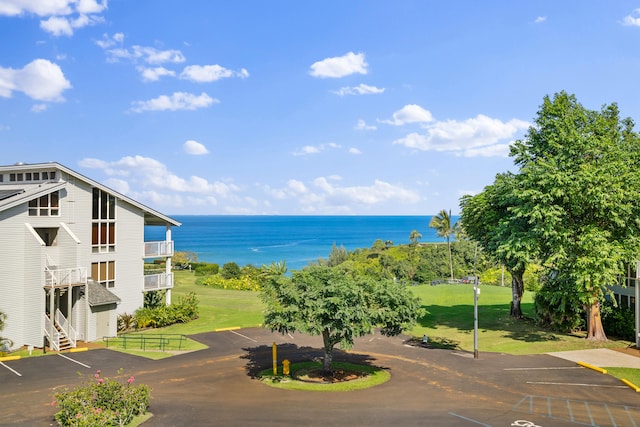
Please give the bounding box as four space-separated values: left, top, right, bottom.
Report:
261 265 422 374
510 91 640 340
460 172 536 318
429 209 456 279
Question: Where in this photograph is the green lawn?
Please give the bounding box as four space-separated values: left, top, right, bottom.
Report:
409 283 633 354
138 272 639 385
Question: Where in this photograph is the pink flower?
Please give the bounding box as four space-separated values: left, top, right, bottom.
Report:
76 413 82 419
97 378 104 384
50 401 56 407
127 376 135 384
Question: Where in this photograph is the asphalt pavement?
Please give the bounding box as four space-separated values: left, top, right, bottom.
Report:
1 329 639 427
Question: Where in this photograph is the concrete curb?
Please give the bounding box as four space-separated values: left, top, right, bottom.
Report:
0 355 20 362
577 361 607 374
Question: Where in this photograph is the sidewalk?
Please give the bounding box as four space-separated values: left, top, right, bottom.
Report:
548 348 640 369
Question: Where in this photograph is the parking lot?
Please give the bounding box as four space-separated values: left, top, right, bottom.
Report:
1 328 638 426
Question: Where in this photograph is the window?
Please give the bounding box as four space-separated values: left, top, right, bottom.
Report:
92 188 116 252
92 261 115 288
35 227 58 246
28 191 59 216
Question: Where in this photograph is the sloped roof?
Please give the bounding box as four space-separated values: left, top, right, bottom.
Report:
88 281 121 307
0 182 67 212
0 162 180 227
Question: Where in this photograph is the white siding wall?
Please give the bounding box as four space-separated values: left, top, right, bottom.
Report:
114 203 145 315
1 167 172 346
0 205 27 350
23 229 44 348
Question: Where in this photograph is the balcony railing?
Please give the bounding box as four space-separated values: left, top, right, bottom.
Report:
45 266 88 288
55 309 77 348
144 272 174 291
144 240 174 258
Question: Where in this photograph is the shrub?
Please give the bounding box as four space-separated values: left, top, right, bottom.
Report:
117 313 136 332
133 292 199 329
194 263 219 276
601 300 635 341
53 369 150 427
200 274 261 291
221 262 241 279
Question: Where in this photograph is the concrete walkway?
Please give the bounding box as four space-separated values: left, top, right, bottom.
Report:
549 348 640 368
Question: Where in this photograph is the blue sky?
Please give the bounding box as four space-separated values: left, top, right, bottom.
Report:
1 1 640 215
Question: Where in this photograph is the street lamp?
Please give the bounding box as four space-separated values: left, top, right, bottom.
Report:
473 242 479 359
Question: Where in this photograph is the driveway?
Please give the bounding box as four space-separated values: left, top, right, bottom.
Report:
1 328 638 427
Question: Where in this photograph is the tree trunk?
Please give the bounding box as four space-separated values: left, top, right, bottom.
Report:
510 267 525 319
322 329 334 376
447 238 453 280
586 301 608 341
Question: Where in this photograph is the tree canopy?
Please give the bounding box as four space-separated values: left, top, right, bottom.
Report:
261 264 422 374
460 172 536 318
429 209 457 280
509 91 640 340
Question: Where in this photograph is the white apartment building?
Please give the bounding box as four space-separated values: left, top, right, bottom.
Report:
0 162 180 351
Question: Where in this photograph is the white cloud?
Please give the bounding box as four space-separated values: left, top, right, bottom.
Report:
349 147 362 155
40 13 103 36
31 103 48 112
393 114 529 157
262 176 420 213
180 65 249 82
622 9 640 26
95 32 124 49
183 140 209 155
355 119 376 131
130 92 218 112
292 142 341 156
138 66 176 82
110 45 186 64
534 16 547 24
0 0 108 36
0 59 71 101
309 52 368 78
381 104 434 126
332 83 384 96
79 156 240 201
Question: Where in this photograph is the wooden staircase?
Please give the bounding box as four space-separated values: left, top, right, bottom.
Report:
54 322 73 351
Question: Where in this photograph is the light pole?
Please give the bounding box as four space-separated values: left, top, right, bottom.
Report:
473 242 479 359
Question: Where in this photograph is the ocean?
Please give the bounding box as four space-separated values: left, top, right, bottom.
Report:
144 215 449 271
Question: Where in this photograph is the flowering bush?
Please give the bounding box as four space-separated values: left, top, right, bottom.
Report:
200 274 262 291
53 369 150 426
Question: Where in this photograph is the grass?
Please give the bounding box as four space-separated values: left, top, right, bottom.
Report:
605 367 640 389
258 361 390 391
111 272 640 385
409 283 633 354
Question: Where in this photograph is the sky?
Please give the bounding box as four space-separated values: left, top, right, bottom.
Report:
1 1 640 216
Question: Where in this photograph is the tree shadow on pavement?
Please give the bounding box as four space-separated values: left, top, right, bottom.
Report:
241 343 380 378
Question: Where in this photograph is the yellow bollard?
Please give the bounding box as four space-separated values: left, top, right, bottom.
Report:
283 359 290 376
272 342 277 375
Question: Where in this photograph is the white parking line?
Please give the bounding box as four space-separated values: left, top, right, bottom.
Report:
526 381 626 388
230 330 257 343
0 361 22 376
504 367 582 371
449 412 492 426
57 353 91 369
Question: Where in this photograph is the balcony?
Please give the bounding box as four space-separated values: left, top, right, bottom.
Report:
144 240 174 258
144 272 174 291
45 266 88 288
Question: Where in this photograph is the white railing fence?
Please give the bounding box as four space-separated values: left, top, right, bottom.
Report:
144 272 174 291
43 314 61 351
45 266 88 287
55 309 77 348
144 240 174 258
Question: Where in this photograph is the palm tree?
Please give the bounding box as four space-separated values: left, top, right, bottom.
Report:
429 209 456 280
